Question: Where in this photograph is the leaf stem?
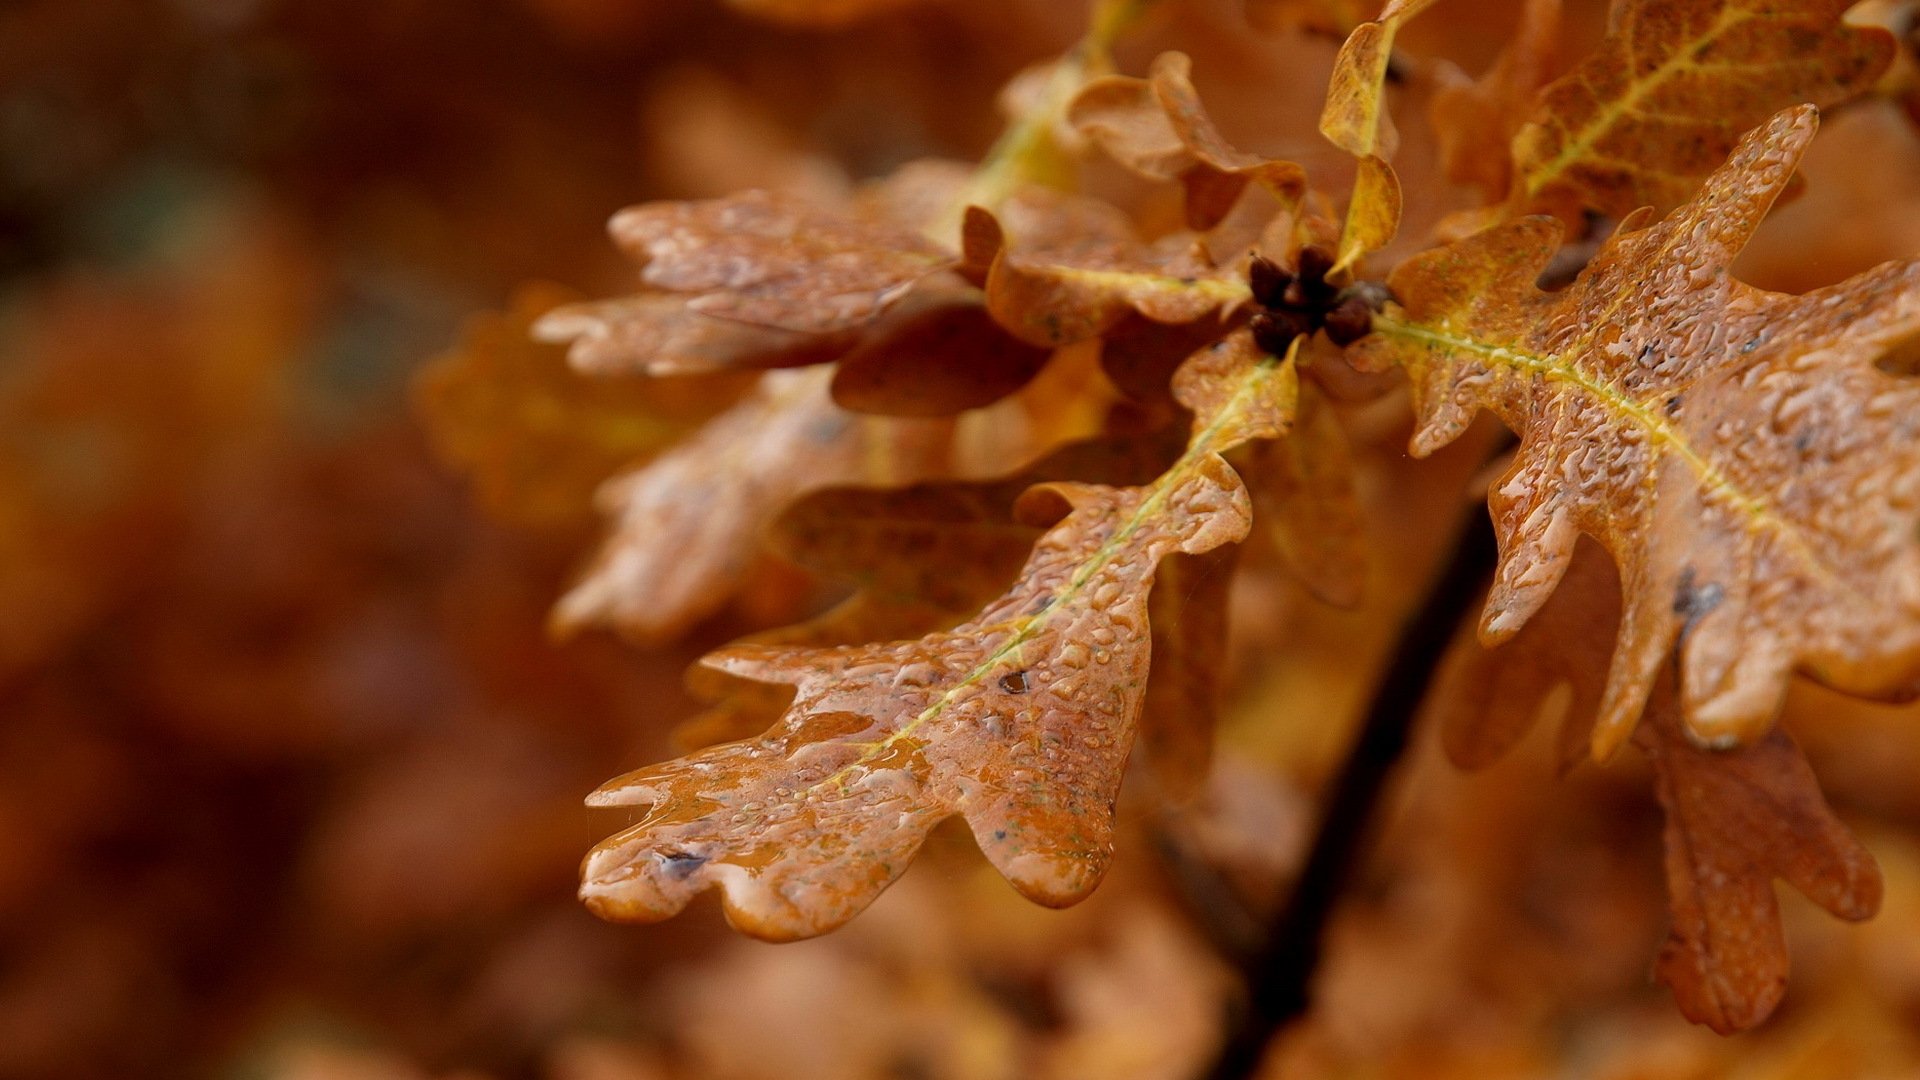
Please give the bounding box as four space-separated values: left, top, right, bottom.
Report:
1200 501 1497 1080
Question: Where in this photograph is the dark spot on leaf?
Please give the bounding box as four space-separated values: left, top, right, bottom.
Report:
1672 568 1725 642
999 671 1030 694
658 850 708 879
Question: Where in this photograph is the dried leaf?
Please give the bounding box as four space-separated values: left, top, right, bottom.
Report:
579 331 1294 939
414 285 740 526
552 368 950 645
1433 538 1616 773
1512 0 1894 221
1069 52 1307 230
1639 683 1882 1033
1355 107 1920 758
1331 154 1401 277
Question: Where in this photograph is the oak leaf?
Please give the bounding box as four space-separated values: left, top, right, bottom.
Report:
596 188 956 334
1427 0 1563 205
968 205 1252 349
1639 684 1882 1034
1355 107 1920 758
1437 542 1883 1034
551 368 951 645
1316 1 1435 273
1068 52 1307 231
1510 0 1894 222
579 331 1295 939
680 430 1187 749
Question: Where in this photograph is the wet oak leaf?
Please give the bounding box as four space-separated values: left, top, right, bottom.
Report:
531 292 854 378
678 429 1188 749
551 368 950 645
1068 51 1308 231
1353 107 1920 759
603 189 957 334
1511 0 1894 222
579 331 1295 940
828 289 1054 417
1638 685 1882 1034
968 206 1253 349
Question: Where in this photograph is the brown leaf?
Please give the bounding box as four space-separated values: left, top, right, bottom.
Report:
829 291 1054 417
1069 52 1307 230
551 368 950 645
1356 107 1920 758
1638 682 1882 1033
604 189 956 333
1427 0 1562 204
1432 539 1612 773
680 429 1187 748
579 331 1294 939
530 292 853 378
1511 0 1894 221
1434 541 1881 1034
1241 381 1367 607
970 205 1252 349
1139 547 1236 799
414 284 742 526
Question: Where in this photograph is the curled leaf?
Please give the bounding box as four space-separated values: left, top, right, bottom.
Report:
1069 51 1306 230
1356 107 1920 757
969 206 1252 349
580 331 1295 939
1317 0 1440 160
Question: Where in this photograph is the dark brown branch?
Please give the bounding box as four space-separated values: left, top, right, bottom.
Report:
1201 504 1497 1080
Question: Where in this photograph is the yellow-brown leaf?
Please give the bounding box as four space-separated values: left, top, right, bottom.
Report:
1356 107 1920 758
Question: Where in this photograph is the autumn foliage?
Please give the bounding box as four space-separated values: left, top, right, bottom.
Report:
14 0 1920 1077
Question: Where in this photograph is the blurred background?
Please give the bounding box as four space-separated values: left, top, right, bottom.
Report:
5 1 1920 1078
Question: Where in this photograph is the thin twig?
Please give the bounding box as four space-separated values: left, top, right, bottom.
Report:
1201 506 1498 1080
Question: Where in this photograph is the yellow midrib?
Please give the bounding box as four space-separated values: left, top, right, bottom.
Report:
1523 5 1748 199
1372 315 1850 592
817 355 1282 791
